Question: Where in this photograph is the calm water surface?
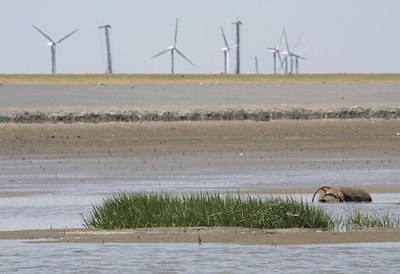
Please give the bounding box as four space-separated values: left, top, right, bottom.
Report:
0 154 399 231
1 241 399 273
1 84 399 111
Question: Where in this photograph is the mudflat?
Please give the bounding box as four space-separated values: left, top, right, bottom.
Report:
1 76 399 244
1 119 399 194
1 119 399 157
0 119 399 244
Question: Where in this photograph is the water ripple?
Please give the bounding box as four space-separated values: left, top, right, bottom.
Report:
0 241 399 273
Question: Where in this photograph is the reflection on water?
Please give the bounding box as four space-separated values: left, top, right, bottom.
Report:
1 241 399 273
0 195 99 231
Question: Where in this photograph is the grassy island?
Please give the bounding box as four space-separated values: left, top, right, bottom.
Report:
83 193 400 231
83 193 334 230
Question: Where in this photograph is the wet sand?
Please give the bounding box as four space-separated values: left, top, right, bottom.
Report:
1 119 399 243
1 119 399 164
1 227 400 245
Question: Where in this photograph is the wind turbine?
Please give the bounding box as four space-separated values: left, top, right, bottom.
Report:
292 48 307 74
32 25 78 74
220 27 235 74
280 30 307 74
290 34 308 74
151 18 195 74
279 28 292 74
266 28 285 74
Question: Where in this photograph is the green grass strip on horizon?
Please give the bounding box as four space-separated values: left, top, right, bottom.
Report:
2 73 400 85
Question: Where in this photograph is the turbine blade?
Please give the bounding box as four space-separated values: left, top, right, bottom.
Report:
292 33 303 53
278 27 285 50
297 55 306 60
277 52 283 64
278 56 287 73
297 45 310 55
220 27 229 48
175 48 195 67
174 18 178 46
283 28 290 54
32 25 55 43
151 48 171 59
56 29 78 44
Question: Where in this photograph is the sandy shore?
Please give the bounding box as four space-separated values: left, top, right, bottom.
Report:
1 227 399 245
1 119 399 244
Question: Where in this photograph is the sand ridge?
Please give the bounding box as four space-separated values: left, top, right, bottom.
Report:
1 227 399 245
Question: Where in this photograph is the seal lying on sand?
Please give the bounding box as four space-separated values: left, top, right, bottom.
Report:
312 186 372 203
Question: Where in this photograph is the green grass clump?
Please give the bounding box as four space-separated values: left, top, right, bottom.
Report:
82 192 334 230
342 209 400 230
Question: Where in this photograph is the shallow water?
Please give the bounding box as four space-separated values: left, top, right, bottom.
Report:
1 241 399 273
1 84 399 112
0 153 399 231
1 192 399 232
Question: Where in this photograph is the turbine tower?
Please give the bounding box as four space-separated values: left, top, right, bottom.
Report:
99 25 113 74
220 27 234 74
232 19 242 74
151 18 195 74
32 25 78 74
255 56 259 74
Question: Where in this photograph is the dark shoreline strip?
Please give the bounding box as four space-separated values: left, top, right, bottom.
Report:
1 107 400 123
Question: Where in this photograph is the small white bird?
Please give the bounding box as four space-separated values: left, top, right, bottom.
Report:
340 94 345 100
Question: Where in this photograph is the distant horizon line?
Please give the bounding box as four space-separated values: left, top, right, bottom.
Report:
1 73 400 86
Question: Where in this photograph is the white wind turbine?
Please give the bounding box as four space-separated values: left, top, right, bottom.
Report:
220 27 235 74
287 32 303 74
290 33 308 74
151 18 195 74
279 28 291 74
32 25 78 74
266 28 285 74
280 29 307 74
291 48 307 74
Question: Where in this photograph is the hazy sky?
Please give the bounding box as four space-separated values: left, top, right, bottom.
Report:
1 0 399 74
